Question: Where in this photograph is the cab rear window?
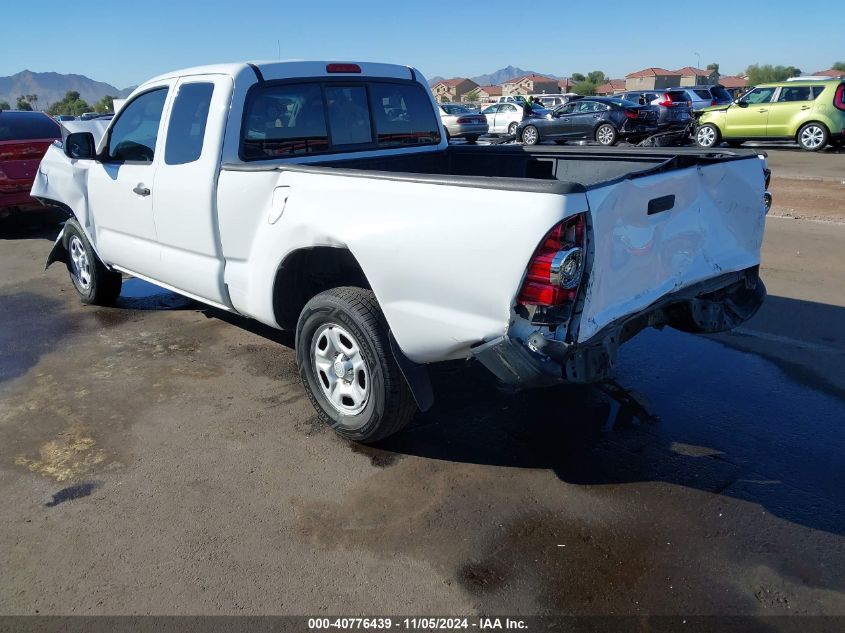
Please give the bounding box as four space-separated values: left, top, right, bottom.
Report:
0 112 60 142
240 80 440 160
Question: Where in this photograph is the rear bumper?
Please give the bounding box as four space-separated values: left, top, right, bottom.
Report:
472 267 765 386
446 123 489 137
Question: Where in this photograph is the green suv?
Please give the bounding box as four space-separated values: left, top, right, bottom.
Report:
695 79 845 151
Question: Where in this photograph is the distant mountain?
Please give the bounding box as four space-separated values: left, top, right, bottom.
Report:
427 75 445 87
470 66 563 86
0 70 134 110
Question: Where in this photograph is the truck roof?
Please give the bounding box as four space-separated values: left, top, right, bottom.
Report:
141 60 419 88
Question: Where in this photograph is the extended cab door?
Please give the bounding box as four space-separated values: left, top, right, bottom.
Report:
87 83 171 274
149 75 234 306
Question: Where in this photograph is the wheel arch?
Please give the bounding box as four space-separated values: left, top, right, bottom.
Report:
271 246 433 412
795 120 830 141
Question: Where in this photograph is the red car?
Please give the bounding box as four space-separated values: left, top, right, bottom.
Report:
0 111 61 215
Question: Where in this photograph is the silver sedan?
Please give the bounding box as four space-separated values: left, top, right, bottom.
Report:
439 104 489 142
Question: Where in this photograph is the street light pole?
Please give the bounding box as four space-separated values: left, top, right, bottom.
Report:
695 52 701 69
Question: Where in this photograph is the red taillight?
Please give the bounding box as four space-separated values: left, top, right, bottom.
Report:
517 214 586 307
326 63 361 73
711 100 717 106
456 116 481 124
834 84 845 111
624 109 639 119
658 93 672 107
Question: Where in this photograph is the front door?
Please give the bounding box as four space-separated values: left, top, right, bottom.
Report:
151 75 234 305
723 86 777 138
87 84 171 276
494 103 519 132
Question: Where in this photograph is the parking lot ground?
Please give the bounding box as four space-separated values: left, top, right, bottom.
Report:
1 148 844 618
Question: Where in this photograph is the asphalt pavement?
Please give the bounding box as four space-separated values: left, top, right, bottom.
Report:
1 149 843 619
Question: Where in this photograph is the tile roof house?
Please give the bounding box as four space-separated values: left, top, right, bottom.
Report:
431 77 479 103
813 68 845 78
717 75 748 89
502 74 559 96
625 68 680 91
596 79 626 95
476 85 502 102
557 78 572 92
673 66 719 86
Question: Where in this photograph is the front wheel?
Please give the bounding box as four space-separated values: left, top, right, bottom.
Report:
296 287 417 442
64 219 122 306
521 125 539 145
797 123 828 151
696 123 721 148
595 124 617 146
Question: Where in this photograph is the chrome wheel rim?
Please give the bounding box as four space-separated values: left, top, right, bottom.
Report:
311 323 370 421
800 125 824 149
522 127 538 144
697 126 716 147
597 126 614 144
508 123 517 135
68 235 92 290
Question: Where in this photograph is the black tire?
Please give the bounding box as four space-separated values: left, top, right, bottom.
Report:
695 123 721 148
464 134 479 143
521 125 540 145
507 121 518 135
63 219 122 306
797 122 829 152
595 123 617 146
295 286 417 442
445 129 451 143
726 140 744 148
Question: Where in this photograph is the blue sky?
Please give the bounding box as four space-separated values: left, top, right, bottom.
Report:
2 0 842 88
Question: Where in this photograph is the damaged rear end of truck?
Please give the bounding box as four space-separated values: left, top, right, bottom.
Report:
473 148 769 387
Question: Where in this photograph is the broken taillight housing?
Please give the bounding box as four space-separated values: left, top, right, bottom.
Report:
517 214 586 308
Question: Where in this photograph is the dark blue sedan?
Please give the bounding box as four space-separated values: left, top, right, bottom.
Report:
516 97 660 146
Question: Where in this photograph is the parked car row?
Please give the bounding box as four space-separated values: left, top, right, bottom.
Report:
0 110 61 215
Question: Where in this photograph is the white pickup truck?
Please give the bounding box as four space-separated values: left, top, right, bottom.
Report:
33 60 770 442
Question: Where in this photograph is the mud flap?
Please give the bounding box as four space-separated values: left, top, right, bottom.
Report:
471 335 562 386
45 227 67 270
389 332 434 412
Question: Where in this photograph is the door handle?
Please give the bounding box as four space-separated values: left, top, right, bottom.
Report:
133 184 150 196
563 118 569 122
800 106 811 110
758 108 768 112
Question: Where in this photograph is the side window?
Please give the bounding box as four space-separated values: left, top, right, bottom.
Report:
326 86 372 146
742 87 777 104
481 105 497 114
810 86 826 100
242 83 328 158
369 82 440 148
165 82 214 165
108 88 168 162
778 86 812 102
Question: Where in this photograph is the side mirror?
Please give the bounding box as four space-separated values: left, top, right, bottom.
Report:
64 132 97 160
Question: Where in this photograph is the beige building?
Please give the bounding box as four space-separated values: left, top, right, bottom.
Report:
674 66 718 86
625 68 681 91
431 77 479 103
596 79 626 96
475 85 502 103
502 74 559 96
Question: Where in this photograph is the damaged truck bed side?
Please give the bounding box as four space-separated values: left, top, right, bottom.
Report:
32 60 770 442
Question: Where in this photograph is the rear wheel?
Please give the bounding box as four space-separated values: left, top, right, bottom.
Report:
507 121 518 136
521 125 539 145
696 123 720 148
64 220 122 306
296 287 417 442
595 124 617 146
464 134 479 143
797 123 828 151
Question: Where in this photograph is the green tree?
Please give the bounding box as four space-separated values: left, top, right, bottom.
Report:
16 96 33 111
833 61 845 71
571 72 586 83
462 89 480 103
94 95 115 113
586 70 607 85
47 90 91 116
707 62 720 75
745 64 802 84
570 81 597 96
0 101 10 110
